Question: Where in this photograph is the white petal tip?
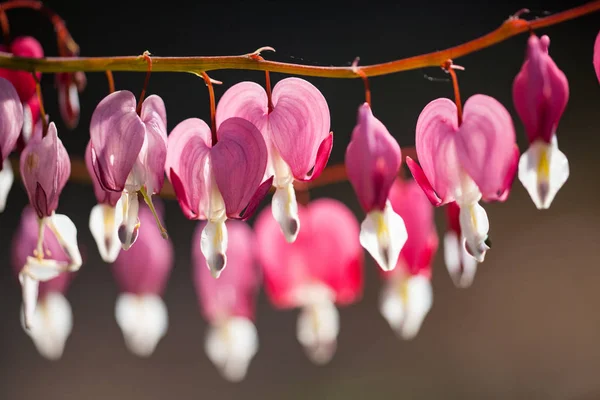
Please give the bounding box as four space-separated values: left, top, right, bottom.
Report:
272 185 300 243
304 340 337 365
360 204 407 272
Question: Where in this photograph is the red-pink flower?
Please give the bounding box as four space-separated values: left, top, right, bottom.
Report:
193 220 259 382
0 77 24 212
89 91 168 249
443 201 479 288
216 78 332 242
513 34 570 209
112 205 173 357
12 206 76 359
56 71 86 130
379 179 437 339
255 199 363 364
594 30 600 83
166 117 271 276
345 103 406 271
407 95 518 262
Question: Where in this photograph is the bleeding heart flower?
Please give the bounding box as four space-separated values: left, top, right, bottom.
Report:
345 102 406 272
89 90 168 250
216 77 332 243
85 141 123 263
407 95 518 263
12 206 80 344
166 116 271 277
379 179 438 340
0 77 24 212
193 220 259 382
255 199 363 365
57 71 86 130
443 201 479 288
112 204 173 357
0 36 43 141
594 31 600 83
513 34 570 209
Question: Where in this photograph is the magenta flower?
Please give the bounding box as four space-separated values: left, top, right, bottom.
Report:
407 95 518 262
595 31 600 83
443 201 479 288
18 120 82 329
379 179 438 340
0 77 24 212
513 34 570 209
112 204 173 357
216 78 332 242
12 206 77 359
89 91 168 249
85 141 123 263
166 116 271 276
255 199 363 364
57 71 86 130
345 103 406 271
193 220 259 382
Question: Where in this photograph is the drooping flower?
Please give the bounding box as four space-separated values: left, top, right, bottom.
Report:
0 36 43 142
0 77 24 212
407 95 519 262
112 204 173 357
56 71 86 130
443 201 479 288
380 179 437 339
193 220 259 382
12 206 75 360
216 77 332 243
18 120 82 328
166 117 271 277
85 141 122 263
89 91 168 249
345 103 407 271
513 34 570 209
254 199 363 365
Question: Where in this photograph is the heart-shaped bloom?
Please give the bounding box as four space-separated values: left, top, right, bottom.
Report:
255 199 363 365
89 90 168 250
443 201 479 288
193 220 259 382
0 77 24 212
345 103 406 271
216 78 332 243
12 206 80 343
379 179 437 340
0 36 43 142
594 31 600 83
85 141 123 263
513 34 570 209
166 116 271 277
57 71 86 130
112 205 173 357
407 95 519 262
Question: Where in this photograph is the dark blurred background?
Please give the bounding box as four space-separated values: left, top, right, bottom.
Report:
0 0 599 399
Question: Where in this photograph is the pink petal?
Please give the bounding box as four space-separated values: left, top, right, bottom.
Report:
112 206 174 294
140 95 168 194
345 103 401 212
406 157 443 206
90 91 145 192
193 220 259 321
235 176 273 221
20 122 70 218
166 118 212 219
387 179 438 276
512 34 569 143
0 77 24 161
85 141 121 207
212 118 268 218
255 199 363 308
269 78 331 179
594 31 600 83
445 201 461 234
456 94 517 201
215 81 268 133
296 132 333 182
414 98 462 204
0 36 43 102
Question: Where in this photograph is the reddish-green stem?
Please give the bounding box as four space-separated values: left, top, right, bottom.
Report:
200 72 218 145
33 72 47 135
136 52 152 115
105 70 115 94
443 60 463 126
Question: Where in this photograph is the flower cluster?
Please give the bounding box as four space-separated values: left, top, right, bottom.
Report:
0 8 597 381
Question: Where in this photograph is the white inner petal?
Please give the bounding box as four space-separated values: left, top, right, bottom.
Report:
518 136 569 210
20 292 73 360
115 293 168 357
443 231 479 288
89 202 123 263
296 298 339 365
48 213 83 271
200 176 229 277
22 102 32 143
118 191 140 250
205 317 258 382
272 183 300 243
0 159 14 213
458 202 490 263
359 201 407 271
